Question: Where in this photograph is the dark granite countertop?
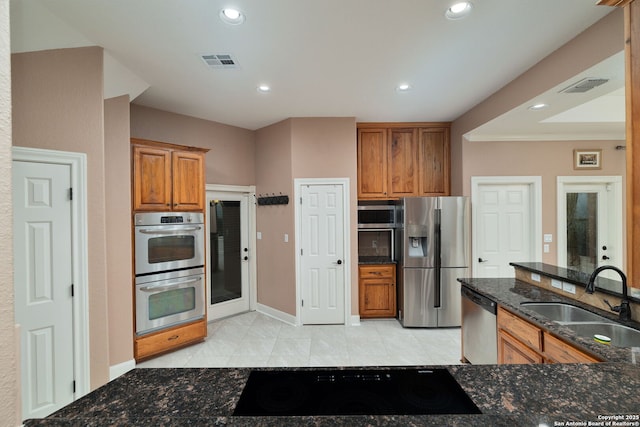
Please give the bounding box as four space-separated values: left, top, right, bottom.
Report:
458 277 640 363
24 364 640 426
358 257 397 265
511 262 640 302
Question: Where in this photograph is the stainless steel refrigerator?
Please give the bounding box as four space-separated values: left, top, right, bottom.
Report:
396 197 470 327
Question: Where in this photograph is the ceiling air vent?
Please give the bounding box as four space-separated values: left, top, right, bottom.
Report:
559 78 609 94
200 54 239 69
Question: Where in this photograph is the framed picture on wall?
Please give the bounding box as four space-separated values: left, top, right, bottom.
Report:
573 149 602 170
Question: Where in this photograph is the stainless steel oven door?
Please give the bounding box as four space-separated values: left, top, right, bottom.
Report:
135 268 205 335
134 212 205 275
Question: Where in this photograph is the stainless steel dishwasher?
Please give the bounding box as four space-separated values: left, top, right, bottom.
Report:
461 285 497 364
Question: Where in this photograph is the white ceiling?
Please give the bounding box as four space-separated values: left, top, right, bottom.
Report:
9 0 621 136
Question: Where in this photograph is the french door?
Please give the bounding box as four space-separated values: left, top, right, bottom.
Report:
206 188 253 321
557 177 623 278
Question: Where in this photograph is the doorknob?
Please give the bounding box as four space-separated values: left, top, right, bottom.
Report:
478 258 488 263
336 259 343 265
244 256 249 261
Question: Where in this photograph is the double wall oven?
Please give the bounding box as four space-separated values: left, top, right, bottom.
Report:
134 212 206 335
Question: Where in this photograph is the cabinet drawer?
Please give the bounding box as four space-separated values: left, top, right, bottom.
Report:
135 319 206 361
359 264 395 279
497 307 542 351
543 332 599 363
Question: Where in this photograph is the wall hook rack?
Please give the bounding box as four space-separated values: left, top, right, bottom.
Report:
257 193 289 206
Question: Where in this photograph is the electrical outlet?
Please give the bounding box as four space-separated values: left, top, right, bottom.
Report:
552 279 562 289
531 273 541 282
543 244 550 253
372 240 377 248
257 231 262 240
562 282 576 294
284 233 289 243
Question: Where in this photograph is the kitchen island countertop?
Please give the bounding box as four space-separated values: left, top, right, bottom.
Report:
24 362 640 426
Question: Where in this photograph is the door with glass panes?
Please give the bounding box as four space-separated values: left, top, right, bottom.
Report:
207 191 250 320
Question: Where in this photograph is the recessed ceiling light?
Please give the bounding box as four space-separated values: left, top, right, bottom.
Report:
445 2 473 20
396 83 411 92
528 103 549 111
257 84 271 93
219 8 245 25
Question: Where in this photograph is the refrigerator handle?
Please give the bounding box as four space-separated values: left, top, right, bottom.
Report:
434 208 442 308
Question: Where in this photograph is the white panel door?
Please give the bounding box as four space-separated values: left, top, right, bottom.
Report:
300 184 345 324
475 184 532 278
13 161 75 420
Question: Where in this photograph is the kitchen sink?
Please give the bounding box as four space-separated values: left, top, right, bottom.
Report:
564 322 640 348
520 302 613 324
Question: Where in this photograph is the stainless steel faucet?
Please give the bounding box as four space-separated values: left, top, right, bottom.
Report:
586 265 632 321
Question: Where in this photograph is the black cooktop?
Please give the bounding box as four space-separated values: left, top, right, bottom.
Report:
233 368 481 416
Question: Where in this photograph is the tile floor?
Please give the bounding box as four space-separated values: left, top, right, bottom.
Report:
137 311 463 368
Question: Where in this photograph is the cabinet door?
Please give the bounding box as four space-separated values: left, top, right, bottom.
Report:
418 128 450 196
359 278 396 318
388 128 418 198
498 331 543 364
133 145 172 211
357 129 388 199
172 150 205 211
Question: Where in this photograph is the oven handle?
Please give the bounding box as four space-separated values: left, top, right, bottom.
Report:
137 226 202 235
138 277 202 292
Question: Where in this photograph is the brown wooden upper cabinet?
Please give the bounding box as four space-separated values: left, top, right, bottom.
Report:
357 123 450 200
132 138 207 212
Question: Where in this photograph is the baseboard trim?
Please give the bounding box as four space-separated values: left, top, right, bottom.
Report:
350 315 361 326
256 303 297 326
109 359 136 381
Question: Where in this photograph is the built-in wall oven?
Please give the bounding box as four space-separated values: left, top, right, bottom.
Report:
134 212 206 335
134 212 205 275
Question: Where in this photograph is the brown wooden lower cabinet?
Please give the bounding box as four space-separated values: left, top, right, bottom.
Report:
135 318 206 361
497 306 600 364
358 264 396 318
498 330 544 364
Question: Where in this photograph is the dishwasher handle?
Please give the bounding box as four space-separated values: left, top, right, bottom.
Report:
462 286 497 315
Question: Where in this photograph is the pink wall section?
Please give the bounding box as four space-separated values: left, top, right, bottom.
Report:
254 117 358 317
254 120 296 313
104 95 134 367
130 104 256 186
12 46 110 389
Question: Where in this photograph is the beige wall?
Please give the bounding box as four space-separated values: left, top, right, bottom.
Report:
463 139 626 264
254 119 295 313
11 47 110 389
290 118 358 313
130 104 256 186
450 8 625 267
451 8 623 195
0 0 19 424
254 118 358 316
104 95 133 367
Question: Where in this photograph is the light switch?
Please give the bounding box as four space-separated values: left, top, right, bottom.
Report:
544 234 553 243
257 232 262 240
284 233 289 243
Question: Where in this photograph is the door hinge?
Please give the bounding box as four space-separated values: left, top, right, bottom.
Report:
71 284 74 297
301 299 304 307
72 380 76 394
301 248 303 256
69 188 73 201
300 197 303 204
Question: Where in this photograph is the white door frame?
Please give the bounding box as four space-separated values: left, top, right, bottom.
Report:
294 178 351 326
12 146 90 399
471 176 543 275
556 176 624 270
205 184 257 313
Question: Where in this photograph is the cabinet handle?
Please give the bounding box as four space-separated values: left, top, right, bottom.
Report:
168 335 180 341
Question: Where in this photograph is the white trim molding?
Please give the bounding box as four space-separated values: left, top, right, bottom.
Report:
109 359 135 381
256 303 297 326
12 146 90 399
